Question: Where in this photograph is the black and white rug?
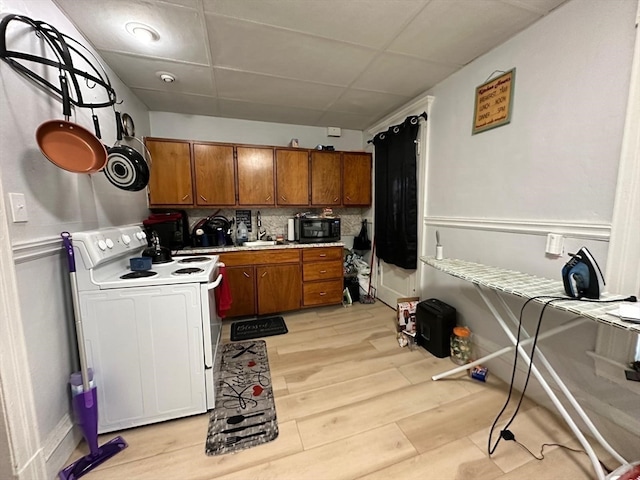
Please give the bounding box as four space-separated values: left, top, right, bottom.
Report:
230 316 288 342
206 340 278 455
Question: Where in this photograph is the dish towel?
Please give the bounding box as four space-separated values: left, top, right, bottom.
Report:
215 265 232 318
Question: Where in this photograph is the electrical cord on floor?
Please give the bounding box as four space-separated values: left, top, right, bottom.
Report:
487 295 563 456
498 429 612 474
487 293 637 458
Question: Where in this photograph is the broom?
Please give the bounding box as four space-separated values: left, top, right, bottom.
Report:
360 238 376 304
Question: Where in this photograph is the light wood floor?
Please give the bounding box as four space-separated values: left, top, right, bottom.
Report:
64 301 617 479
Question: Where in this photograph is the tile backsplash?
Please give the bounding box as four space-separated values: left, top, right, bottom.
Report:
185 207 368 244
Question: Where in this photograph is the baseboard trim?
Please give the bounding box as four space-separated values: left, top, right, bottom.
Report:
424 216 610 241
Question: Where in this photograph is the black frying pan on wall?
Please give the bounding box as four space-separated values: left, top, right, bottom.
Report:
95 110 149 191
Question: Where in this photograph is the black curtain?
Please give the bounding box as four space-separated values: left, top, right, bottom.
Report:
373 115 421 270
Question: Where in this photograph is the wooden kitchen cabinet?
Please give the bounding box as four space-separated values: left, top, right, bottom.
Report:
224 266 256 318
193 143 236 206
237 146 275 206
219 249 301 318
146 139 193 206
310 151 341 206
276 149 309 206
342 152 372 206
302 247 343 307
257 264 301 315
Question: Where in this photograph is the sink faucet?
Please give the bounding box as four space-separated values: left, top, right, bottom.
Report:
257 211 266 240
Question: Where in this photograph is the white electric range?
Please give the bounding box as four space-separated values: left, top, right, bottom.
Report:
70 225 222 433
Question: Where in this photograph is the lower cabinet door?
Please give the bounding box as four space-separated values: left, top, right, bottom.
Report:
225 266 257 317
303 278 343 306
257 264 301 315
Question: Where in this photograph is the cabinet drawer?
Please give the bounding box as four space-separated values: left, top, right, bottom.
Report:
220 249 300 267
303 261 343 281
303 279 343 306
302 247 342 263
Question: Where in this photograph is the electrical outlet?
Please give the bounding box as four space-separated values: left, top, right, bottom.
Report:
9 193 28 222
545 233 563 256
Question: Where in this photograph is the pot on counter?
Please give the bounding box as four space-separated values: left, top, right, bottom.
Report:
142 231 173 264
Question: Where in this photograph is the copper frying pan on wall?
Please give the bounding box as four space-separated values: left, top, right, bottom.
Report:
35 75 107 173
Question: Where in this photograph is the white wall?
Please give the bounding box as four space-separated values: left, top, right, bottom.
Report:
149 111 365 152
0 1 151 477
420 0 639 460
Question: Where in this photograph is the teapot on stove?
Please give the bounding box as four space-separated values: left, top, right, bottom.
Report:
142 231 173 264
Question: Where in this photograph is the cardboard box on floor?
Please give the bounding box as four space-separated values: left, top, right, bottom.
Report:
397 297 419 334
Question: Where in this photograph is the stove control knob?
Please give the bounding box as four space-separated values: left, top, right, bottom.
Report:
121 234 131 245
97 239 107 251
135 232 144 241
105 238 114 249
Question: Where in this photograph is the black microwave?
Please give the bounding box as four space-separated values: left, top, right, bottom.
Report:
295 217 341 243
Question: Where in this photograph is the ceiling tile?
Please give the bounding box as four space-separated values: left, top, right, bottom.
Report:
218 99 325 126
330 89 411 116
54 0 209 64
203 0 429 49
205 14 377 86
388 0 541 65
214 68 344 110
132 88 220 116
100 51 216 95
351 53 459 97
316 110 377 131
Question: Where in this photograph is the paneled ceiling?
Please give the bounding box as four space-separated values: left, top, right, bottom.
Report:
52 0 568 130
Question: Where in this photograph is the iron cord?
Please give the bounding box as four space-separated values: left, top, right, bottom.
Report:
487 293 636 458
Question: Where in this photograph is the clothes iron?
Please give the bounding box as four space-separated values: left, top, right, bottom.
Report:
562 246 605 299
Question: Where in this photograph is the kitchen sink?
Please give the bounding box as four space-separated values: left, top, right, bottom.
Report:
243 240 277 247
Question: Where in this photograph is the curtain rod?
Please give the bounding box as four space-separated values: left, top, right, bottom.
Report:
367 112 427 144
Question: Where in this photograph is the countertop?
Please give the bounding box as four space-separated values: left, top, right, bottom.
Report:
173 241 344 256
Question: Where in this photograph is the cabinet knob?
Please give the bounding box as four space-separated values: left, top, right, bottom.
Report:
243 271 250 278
200 195 208 202
333 197 339 202
345 195 351 201
319 292 326 296
320 270 327 274
281 195 287 201
261 271 267 278
319 254 326 258
266 195 272 201
182 194 190 201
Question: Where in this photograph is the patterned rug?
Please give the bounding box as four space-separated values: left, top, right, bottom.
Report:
230 316 288 341
205 340 278 455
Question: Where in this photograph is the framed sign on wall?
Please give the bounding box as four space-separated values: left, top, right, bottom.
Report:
473 68 515 135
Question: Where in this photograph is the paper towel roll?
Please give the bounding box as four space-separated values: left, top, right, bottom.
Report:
287 218 295 241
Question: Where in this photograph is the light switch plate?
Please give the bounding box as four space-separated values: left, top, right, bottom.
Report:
9 193 28 222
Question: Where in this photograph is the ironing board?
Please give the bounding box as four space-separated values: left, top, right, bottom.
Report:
420 256 638 480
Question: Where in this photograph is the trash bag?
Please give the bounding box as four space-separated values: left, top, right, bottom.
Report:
353 220 371 251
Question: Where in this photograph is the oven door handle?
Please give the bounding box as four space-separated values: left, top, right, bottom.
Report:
207 273 223 290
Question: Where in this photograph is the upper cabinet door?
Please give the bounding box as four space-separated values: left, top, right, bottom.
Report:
342 153 372 206
193 143 236 206
236 146 275 206
276 149 309 206
310 151 341 206
146 139 193 206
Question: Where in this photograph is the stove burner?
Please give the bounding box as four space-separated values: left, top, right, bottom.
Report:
172 267 204 276
120 270 158 279
178 257 213 264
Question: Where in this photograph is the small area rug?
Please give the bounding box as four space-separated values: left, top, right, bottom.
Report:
230 316 288 341
206 340 278 456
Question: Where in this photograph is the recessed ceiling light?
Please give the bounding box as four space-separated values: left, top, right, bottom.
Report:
157 72 176 83
125 22 160 42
